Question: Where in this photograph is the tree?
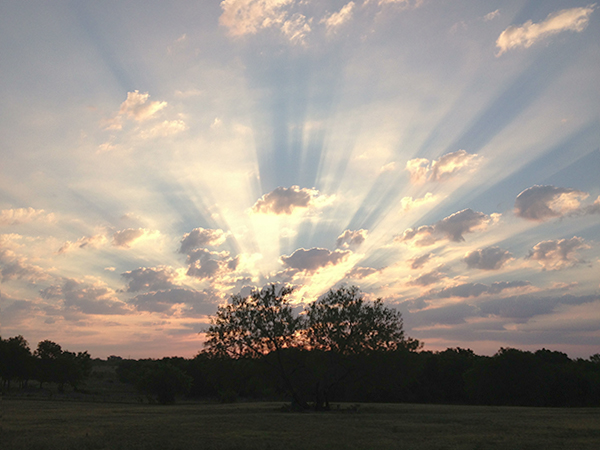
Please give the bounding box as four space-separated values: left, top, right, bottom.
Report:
137 362 192 404
204 284 306 406
0 336 33 390
34 340 63 388
304 286 414 409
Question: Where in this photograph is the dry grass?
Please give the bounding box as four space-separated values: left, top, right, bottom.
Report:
2 399 600 449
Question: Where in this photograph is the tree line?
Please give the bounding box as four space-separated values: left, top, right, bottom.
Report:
2 285 600 407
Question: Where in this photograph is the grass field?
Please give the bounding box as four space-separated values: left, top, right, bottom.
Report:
2 399 600 449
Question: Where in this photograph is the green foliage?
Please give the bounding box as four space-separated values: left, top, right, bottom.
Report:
137 362 192 404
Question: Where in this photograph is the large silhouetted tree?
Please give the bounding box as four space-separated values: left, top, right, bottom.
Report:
204 284 306 406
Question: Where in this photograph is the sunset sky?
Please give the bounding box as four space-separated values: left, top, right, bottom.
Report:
1 0 599 359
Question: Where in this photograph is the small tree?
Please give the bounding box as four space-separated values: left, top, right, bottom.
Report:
204 284 306 406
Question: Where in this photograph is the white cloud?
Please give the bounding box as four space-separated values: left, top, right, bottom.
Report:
400 193 436 212
464 247 513 270
321 2 355 33
112 228 157 248
527 236 589 270
514 185 588 221
280 247 351 272
496 5 595 56
405 150 480 184
105 91 167 130
345 266 379 279
0 207 54 226
336 229 367 249
252 186 333 215
0 247 47 283
139 120 187 139
219 0 294 37
483 9 500 22
397 209 491 247
281 13 312 44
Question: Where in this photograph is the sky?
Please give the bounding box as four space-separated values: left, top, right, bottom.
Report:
1 0 599 359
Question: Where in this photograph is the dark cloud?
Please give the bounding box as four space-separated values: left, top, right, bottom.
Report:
437 280 530 298
526 236 588 270
179 227 226 254
479 293 599 320
397 209 490 246
40 279 131 316
407 266 447 287
0 248 47 282
131 288 220 316
514 185 587 221
409 253 433 269
252 186 326 215
281 247 350 272
345 266 379 279
336 229 367 249
121 266 178 292
186 248 239 280
464 247 513 270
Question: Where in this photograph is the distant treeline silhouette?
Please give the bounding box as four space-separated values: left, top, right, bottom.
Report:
2 285 599 407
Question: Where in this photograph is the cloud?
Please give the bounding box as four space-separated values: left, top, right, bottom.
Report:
408 253 432 270
139 120 187 139
179 228 227 254
479 293 599 320
407 266 447 287
0 207 54 226
252 186 333 215
526 236 589 270
130 288 220 316
400 193 436 212
405 150 480 183
345 266 379 279
464 247 513 270
112 228 156 248
186 248 239 280
436 280 531 299
484 9 500 21
321 2 355 33
121 266 179 293
219 0 296 37
336 229 367 249
496 5 595 56
58 234 107 254
106 90 167 130
281 247 351 272
397 209 491 247
40 278 131 316
281 12 311 43
0 248 47 283
514 185 588 221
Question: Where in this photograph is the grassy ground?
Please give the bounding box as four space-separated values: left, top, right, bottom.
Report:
2 399 600 449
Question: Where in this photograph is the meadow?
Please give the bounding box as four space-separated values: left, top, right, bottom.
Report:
2 399 600 450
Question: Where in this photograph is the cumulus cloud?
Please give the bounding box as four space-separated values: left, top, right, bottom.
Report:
121 266 179 293
496 5 595 56
321 2 355 32
336 229 367 249
58 234 107 254
40 278 130 316
405 150 480 183
514 185 588 221
464 246 513 270
408 253 433 270
112 228 156 248
400 193 436 212
220 0 312 43
0 247 47 283
0 207 54 226
281 247 351 272
186 248 239 280
252 186 333 215
179 228 227 254
396 209 491 247
106 90 167 130
130 288 220 316
526 236 589 270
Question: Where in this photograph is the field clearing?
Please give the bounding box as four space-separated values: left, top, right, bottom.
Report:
2 399 600 449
